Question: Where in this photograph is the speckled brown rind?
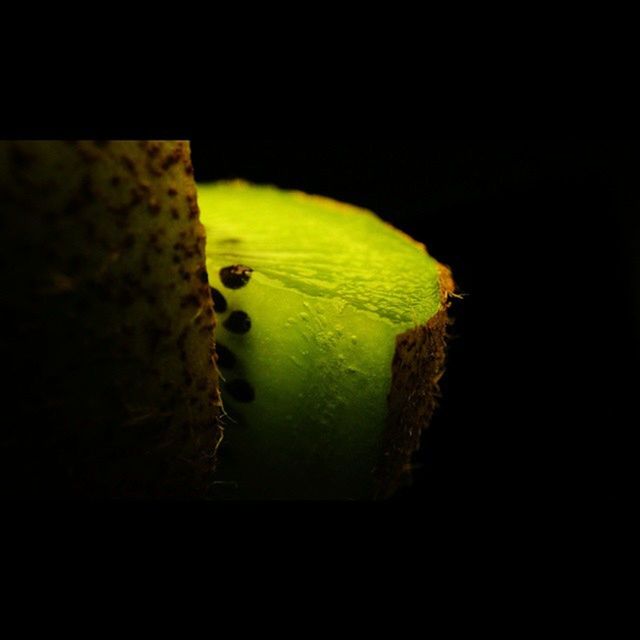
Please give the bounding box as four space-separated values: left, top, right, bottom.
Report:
374 264 455 499
0 141 221 498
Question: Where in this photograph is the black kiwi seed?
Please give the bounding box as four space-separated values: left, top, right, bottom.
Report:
223 311 251 334
225 379 255 403
210 287 227 313
215 343 236 369
220 265 253 289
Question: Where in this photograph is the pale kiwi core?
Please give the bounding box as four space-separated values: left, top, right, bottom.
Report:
199 182 442 499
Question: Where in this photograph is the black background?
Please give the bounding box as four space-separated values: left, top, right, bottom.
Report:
191 140 637 510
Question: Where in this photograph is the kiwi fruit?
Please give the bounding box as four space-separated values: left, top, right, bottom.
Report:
0 142 453 500
0 141 221 498
199 181 454 500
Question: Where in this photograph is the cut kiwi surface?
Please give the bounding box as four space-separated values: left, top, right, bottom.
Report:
199 181 454 500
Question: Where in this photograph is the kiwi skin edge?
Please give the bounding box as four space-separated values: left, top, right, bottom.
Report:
375 264 455 499
0 141 222 498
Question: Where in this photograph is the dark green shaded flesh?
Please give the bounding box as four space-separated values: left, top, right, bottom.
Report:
0 141 221 498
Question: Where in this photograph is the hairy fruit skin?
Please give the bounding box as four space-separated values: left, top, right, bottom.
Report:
0 141 221 498
375 264 454 498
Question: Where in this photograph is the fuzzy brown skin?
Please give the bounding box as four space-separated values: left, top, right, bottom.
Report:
374 264 456 499
0 141 221 498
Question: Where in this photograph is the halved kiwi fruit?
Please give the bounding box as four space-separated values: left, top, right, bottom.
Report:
200 182 454 500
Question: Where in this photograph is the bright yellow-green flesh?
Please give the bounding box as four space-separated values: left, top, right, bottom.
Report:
199 182 441 499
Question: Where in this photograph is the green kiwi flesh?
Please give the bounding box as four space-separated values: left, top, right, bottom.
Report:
199 181 453 500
